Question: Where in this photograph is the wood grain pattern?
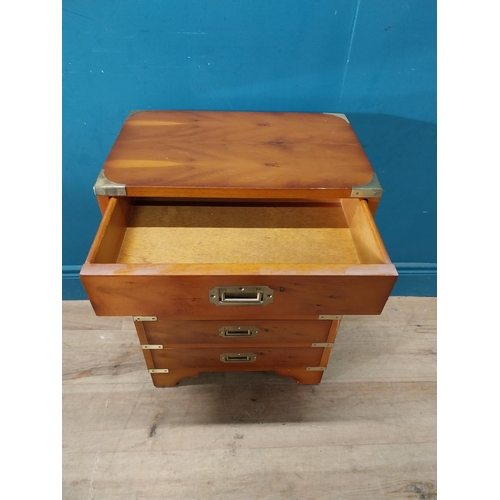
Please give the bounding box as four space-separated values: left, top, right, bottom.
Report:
86 197 132 264
63 297 436 499
150 368 329 387
133 321 154 370
96 195 110 215
150 369 204 387
80 273 397 318
341 198 392 264
102 111 375 199
150 347 324 370
139 319 337 386
141 319 334 346
152 367 328 387
318 320 342 368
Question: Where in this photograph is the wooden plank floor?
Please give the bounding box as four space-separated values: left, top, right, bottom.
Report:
62 297 436 500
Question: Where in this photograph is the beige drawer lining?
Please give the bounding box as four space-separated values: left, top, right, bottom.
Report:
117 226 360 265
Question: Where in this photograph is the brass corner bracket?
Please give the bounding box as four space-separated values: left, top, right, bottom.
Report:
93 170 127 196
133 316 158 322
126 109 148 119
350 173 383 198
323 113 350 123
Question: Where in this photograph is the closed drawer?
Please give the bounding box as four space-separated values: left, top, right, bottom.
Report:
138 319 336 346
80 197 397 318
150 347 324 371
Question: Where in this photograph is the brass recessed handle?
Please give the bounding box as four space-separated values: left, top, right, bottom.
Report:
220 352 257 363
209 286 274 306
222 291 263 303
219 326 259 338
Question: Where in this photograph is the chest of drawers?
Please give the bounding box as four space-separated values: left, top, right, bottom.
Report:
80 111 397 386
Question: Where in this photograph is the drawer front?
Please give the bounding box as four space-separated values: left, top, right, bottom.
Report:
140 319 335 346
150 347 324 370
81 274 396 319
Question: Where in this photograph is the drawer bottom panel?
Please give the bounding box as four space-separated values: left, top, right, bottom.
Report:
151 347 324 370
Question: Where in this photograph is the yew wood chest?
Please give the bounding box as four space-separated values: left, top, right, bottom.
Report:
80 111 398 386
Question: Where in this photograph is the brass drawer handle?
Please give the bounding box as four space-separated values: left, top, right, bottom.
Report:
209 286 274 306
222 291 263 303
220 352 257 363
219 326 258 338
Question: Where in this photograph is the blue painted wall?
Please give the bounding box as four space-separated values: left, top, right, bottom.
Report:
63 0 436 299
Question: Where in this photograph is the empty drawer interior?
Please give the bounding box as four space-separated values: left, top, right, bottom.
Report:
89 198 391 266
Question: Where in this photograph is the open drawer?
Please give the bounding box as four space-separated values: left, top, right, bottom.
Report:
80 197 397 319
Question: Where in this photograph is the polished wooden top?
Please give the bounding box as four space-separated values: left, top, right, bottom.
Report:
102 111 374 199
